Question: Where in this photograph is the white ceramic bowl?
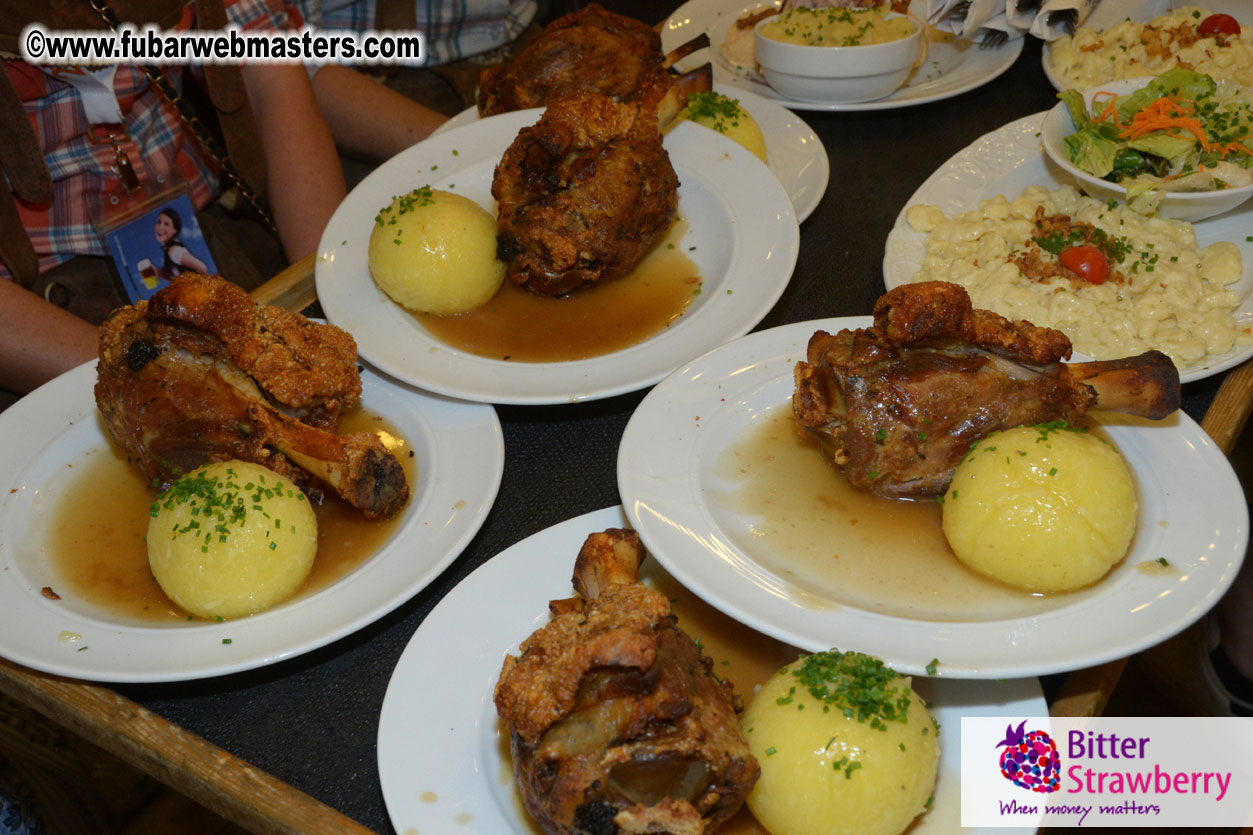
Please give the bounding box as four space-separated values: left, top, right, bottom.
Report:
1040 77 1253 222
753 12 922 104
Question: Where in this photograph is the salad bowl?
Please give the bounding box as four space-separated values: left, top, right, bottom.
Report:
1041 74 1253 222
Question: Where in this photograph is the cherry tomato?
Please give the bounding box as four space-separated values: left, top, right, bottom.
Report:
1059 244 1109 285
1198 13 1240 37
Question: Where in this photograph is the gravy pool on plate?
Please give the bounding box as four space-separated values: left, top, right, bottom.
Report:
707 406 1110 621
416 219 700 363
47 409 413 623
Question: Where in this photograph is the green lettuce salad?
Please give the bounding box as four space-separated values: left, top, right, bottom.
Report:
1059 68 1253 211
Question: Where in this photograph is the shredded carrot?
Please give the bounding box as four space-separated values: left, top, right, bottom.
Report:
1121 96 1212 147
1087 89 1251 164
1091 93 1220 152
1091 92 1121 124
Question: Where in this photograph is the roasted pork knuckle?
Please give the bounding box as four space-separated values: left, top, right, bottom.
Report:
495 529 758 834
95 273 408 518
793 282 1180 497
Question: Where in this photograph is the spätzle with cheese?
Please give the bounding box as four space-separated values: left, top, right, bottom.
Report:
1048 6 1252 90
905 185 1251 368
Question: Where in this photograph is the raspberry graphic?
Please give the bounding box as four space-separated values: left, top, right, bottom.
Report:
996 720 1061 793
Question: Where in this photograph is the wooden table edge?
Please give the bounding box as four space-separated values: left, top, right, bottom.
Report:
0 656 375 835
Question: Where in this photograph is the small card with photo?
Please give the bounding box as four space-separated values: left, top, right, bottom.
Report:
102 193 218 304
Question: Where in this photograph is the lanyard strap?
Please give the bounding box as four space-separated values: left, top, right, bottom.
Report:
88 0 276 230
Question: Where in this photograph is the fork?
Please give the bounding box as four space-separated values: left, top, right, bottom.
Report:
978 28 1009 49
946 0 972 24
1047 8 1079 35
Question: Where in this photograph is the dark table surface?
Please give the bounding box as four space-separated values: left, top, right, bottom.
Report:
110 17 1227 835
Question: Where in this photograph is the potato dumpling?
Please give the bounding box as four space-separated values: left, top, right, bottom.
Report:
147 461 317 619
368 186 505 315
678 91 767 163
942 422 1137 593
741 650 940 835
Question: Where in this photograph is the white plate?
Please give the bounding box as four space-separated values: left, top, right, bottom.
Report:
0 362 503 683
316 110 798 405
432 82 830 223
377 505 1045 835
882 112 1253 383
662 0 1023 112
616 319 1248 679
1043 0 1251 91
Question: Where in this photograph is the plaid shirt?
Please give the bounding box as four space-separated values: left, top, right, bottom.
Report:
2 0 299 281
299 0 536 65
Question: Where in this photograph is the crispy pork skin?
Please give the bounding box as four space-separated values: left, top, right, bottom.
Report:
793 282 1180 498
492 90 682 296
495 529 758 834
477 4 695 117
95 273 408 518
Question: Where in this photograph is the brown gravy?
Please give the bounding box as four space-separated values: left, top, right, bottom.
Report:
417 220 699 362
46 409 414 623
708 407 1087 621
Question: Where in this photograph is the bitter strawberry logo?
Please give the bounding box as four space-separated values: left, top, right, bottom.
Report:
996 720 1061 793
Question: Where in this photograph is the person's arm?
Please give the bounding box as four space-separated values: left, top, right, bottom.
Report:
310 65 449 161
169 244 210 274
240 64 347 261
0 280 98 393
